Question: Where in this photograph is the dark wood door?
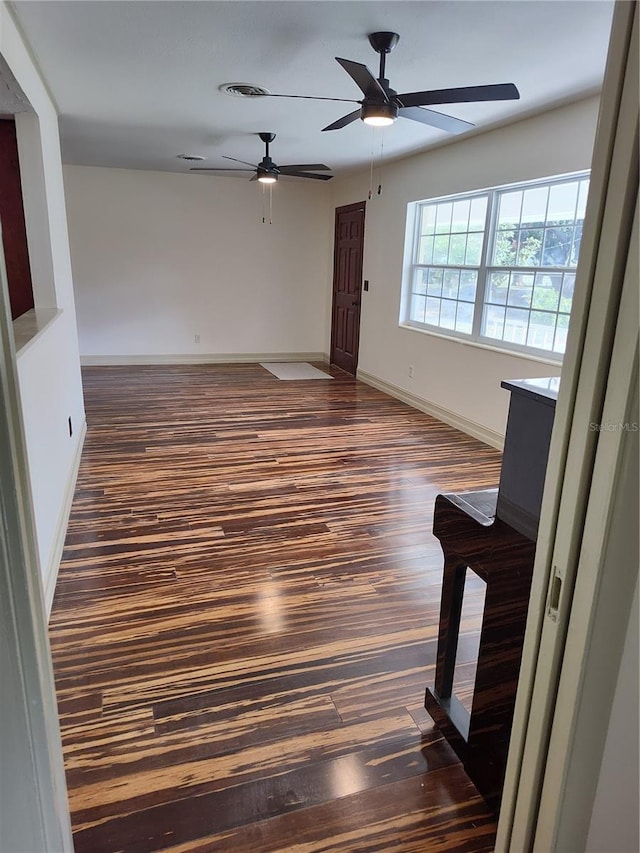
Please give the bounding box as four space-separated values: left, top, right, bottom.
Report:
0 119 34 320
330 201 365 375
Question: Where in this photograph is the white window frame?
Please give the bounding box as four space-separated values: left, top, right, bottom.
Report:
401 171 591 361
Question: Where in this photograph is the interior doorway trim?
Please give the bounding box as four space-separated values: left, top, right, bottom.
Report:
0 226 73 849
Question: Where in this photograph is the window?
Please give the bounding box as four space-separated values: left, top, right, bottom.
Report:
403 173 590 358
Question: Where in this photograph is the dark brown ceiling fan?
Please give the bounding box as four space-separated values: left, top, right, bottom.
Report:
190 132 333 182
259 32 520 135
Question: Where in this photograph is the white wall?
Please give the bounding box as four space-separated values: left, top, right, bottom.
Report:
329 97 600 443
0 2 85 611
64 166 332 360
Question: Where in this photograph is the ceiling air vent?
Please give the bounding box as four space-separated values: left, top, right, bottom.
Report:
177 154 205 161
219 83 271 98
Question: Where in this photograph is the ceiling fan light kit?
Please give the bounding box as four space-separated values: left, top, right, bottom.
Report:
361 100 398 127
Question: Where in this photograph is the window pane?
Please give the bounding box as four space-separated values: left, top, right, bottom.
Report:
507 274 534 307
440 299 457 330
411 293 426 323
433 235 450 264
560 273 575 310
459 271 477 302
419 236 434 264
413 268 428 295
482 304 506 340
425 296 441 325
428 267 443 295
542 226 573 266
516 229 543 266
493 230 517 266
487 272 509 304
465 232 484 265
452 199 471 232
455 301 474 334
531 274 561 311
449 233 467 265
554 314 570 353
443 269 460 298
528 311 557 350
497 191 522 228
547 181 578 221
421 205 436 235
521 186 548 225
469 196 487 229
435 202 453 233
571 224 583 265
576 180 589 220
504 307 529 344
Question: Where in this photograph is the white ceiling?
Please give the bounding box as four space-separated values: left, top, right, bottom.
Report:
11 0 614 177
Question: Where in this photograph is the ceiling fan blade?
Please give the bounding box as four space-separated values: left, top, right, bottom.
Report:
254 93 360 104
399 106 474 134
398 82 520 108
281 172 333 181
280 171 333 181
336 58 388 101
222 155 258 166
322 109 362 132
278 164 332 172
190 167 256 172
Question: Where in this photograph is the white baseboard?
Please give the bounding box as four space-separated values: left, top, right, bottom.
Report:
80 352 329 366
44 418 87 618
357 369 504 450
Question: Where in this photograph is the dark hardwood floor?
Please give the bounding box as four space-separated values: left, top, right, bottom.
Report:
49 363 502 852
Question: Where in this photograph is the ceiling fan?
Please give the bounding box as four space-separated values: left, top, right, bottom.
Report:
190 132 333 183
260 32 520 135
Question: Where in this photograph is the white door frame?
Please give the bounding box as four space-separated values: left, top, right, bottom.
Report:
497 3 638 849
0 225 73 848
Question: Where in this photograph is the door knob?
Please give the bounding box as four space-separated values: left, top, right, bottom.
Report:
351 300 360 307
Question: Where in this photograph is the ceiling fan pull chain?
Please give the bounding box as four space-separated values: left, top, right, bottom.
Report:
262 182 266 224
269 184 273 225
368 128 376 200
378 131 385 196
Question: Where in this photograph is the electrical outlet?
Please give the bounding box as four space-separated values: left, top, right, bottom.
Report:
408 365 414 379
194 334 200 344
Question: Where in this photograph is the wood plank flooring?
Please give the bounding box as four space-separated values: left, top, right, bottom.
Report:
49 363 502 853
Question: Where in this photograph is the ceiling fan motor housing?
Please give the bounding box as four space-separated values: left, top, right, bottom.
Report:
368 32 400 54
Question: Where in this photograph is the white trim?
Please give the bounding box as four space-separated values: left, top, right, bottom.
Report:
80 351 329 367
43 418 86 618
535 201 638 851
357 368 504 450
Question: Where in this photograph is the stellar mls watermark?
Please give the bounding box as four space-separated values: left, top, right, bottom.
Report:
589 421 639 432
